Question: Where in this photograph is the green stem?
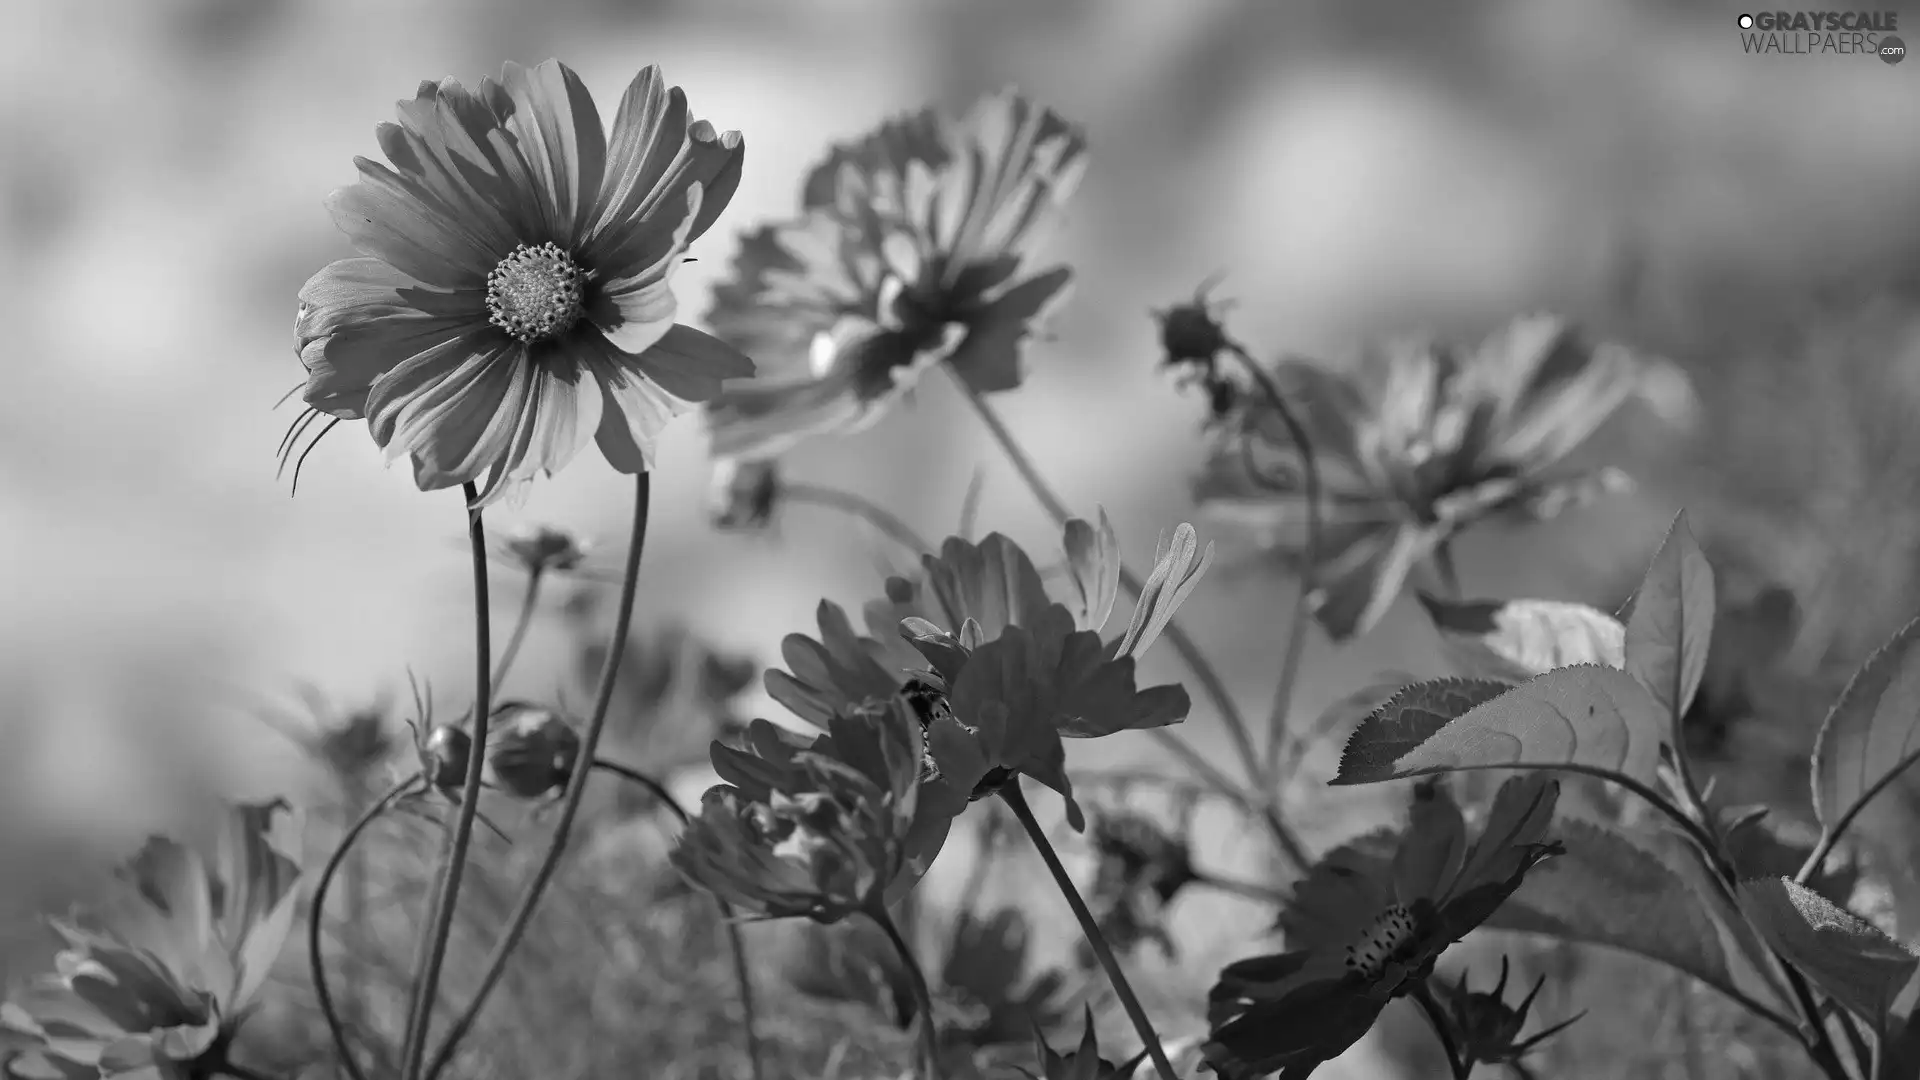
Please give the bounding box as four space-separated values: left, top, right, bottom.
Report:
397 484 495 1080
947 365 1309 874
586 759 765 1080
1433 539 1462 598
869 903 942 1080
784 481 934 557
1410 980 1472 1080
309 777 422 1080
423 474 657 1080
489 567 545 696
1001 781 1178 1080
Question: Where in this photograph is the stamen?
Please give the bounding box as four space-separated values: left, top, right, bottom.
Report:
485 242 588 343
1342 903 1420 982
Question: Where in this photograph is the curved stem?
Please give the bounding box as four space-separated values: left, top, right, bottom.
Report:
489 567 545 696
423 475 656 1080
309 776 422 1080
947 365 1309 874
584 758 765 1080
868 903 942 1080
1190 871 1288 903
784 481 934 557
1001 781 1178 1080
1410 980 1472 1080
1223 344 1323 787
1796 743 1920 885
397 485 495 1080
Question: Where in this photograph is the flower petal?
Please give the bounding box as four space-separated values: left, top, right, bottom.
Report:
382 78 542 249
493 60 607 246
580 332 693 474
327 158 497 288
588 184 702 353
296 259 484 418
363 330 526 491
942 265 1072 395
630 324 755 402
586 66 744 272
471 357 605 507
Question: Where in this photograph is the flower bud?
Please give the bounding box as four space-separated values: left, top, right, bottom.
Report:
483 702 582 799
708 457 780 531
498 524 588 575
414 723 471 792
1155 280 1232 375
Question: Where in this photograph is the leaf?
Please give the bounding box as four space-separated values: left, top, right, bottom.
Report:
1737 877 1919 1025
1333 665 1669 789
1330 678 1511 784
1417 593 1626 682
1809 616 1920 845
1484 818 1794 1021
1623 511 1716 723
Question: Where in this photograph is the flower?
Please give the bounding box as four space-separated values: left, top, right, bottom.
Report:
671 695 934 922
1020 1007 1148 1080
495 523 589 575
289 60 753 507
1203 775 1562 1079
1431 956 1582 1077
482 701 582 799
1196 315 1689 640
701 89 1086 464
2 801 301 1080
1082 809 1201 963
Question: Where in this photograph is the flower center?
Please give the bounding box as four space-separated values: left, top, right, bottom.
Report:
486 242 587 343
1344 903 1419 982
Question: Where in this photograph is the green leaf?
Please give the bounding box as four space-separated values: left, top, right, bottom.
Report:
1737 877 1919 1025
1416 593 1626 683
1809 616 1920 850
1329 678 1512 785
1484 818 1794 1023
1332 665 1669 789
1623 511 1716 723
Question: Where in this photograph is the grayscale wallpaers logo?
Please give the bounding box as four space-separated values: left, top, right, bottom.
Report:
1737 10 1904 61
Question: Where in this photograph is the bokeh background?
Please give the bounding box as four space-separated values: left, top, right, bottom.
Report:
5 0 1920 1076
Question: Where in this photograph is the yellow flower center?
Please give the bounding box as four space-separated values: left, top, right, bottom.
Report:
1344 903 1419 982
486 242 587 342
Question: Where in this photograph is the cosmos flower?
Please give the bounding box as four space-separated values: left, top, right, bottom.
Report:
288 60 752 506
1203 775 1562 1079
1196 315 1692 640
701 90 1086 464
2 802 301 1080
1082 809 1202 963
671 695 936 923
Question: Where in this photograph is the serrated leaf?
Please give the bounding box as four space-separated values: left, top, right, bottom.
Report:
1737 876 1919 1025
1485 818 1794 1021
1330 678 1512 784
1623 512 1716 723
1333 665 1669 788
1810 616 1920 845
1417 593 1626 682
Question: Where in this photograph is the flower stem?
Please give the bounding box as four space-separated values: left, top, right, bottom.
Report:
1001 781 1178 1080
1410 980 1472 1080
868 902 942 1080
423 474 653 1080
489 566 545 696
1432 539 1462 598
1223 343 1323 787
947 365 1309 874
397 484 495 1080
785 480 934 557
586 758 765 1080
309 777 422 1080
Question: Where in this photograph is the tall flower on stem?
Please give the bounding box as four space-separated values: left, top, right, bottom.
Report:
288 60 753 507
1196 315 1691 639
701 89 1085 464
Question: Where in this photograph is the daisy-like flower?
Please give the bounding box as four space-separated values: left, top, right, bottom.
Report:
2 801 301 1080
1196 315 1692 640
1203 776 1562 1079
289 60 753 506
701 90 1086 464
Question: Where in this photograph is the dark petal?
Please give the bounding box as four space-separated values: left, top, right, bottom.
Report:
1277 836 1398 946
586 70 744 275
702 371 868 463
577 329 691 474
495 60 608 246
1203 982 1385 1080
402 350 528 493
378 80 528 255
586 185 701 353
944 266 1073 395
470 355 606 507
296 258 485 418
630 324 755 403
362 329 521 485
327 158 497 288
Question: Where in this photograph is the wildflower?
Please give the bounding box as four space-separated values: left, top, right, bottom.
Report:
1204 775 1562 1079
1155 279 1241 425
672 695 936 922
1020 1008 1148 1080
289 60 752 507
1195 315 1686 640
482 701 582 799
702 90 1086 464
495 523 589 575
708 457 780 531
1431 957 1582 1077
1082 810 1200 963
2 801 301 1080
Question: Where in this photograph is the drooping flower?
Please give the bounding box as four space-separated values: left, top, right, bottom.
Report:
1431 956 1582 1078
701 90 1086 464
1204 775 1562 1079
288 60 753 507
1196 315 1692 640
2 801 302 1080
671 695 937 923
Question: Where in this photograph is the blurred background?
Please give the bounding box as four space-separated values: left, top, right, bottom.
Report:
4 0 1920 1076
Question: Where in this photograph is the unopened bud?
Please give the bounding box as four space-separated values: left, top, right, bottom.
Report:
483 702 582 799
415 723 471 792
